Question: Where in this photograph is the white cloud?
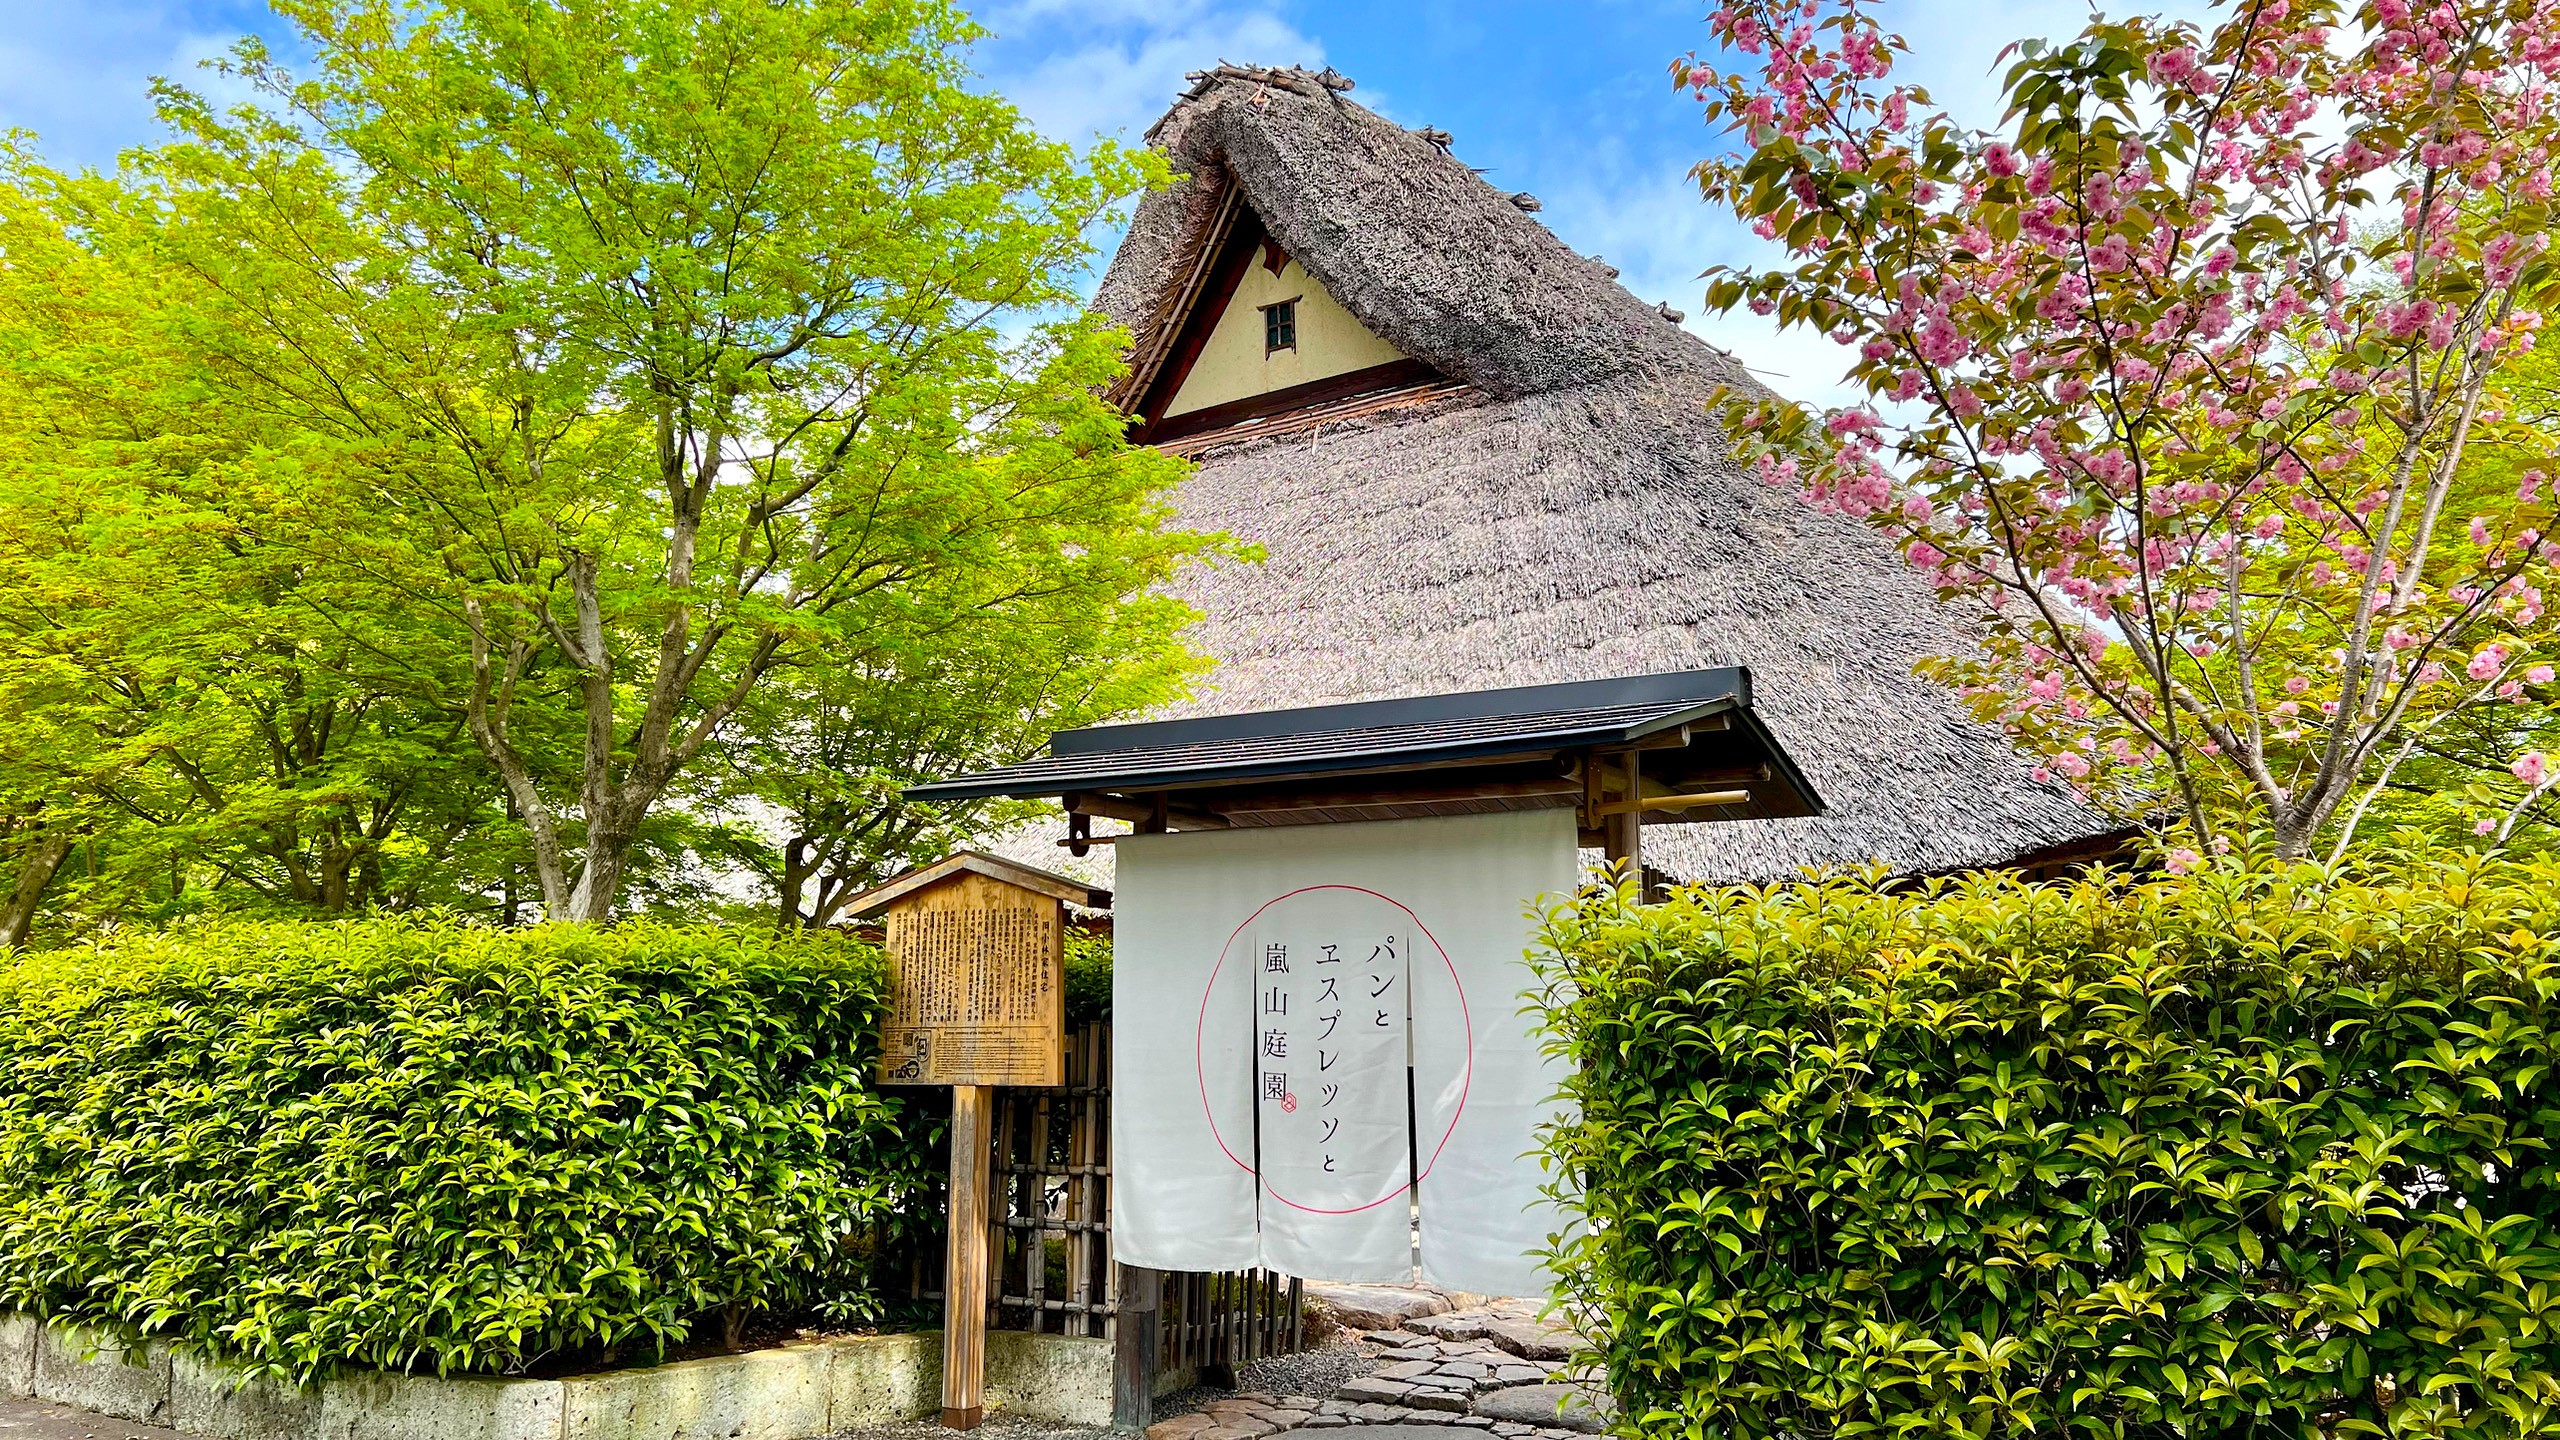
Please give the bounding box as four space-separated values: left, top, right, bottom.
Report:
1882 0 2219 125
0 2 276 170
1518 149 1855 407
984 6 1324 144
0 7 166 165
983 0 1235 26
971 0 1325 306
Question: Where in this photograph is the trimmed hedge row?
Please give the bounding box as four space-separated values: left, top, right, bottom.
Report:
0 919 940 1381
1537 852 2560 1440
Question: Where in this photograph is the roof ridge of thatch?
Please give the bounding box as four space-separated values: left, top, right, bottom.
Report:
1147 64 1359 143
1099 69 1761 403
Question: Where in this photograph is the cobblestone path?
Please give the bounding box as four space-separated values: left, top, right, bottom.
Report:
1145 1296 1611 1440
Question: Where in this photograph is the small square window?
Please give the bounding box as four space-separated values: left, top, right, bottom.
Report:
1263 299 1298 354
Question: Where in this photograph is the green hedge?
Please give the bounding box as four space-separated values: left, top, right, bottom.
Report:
1537 852 2560 1440
1066 924 1111 1022
0 919 939 1381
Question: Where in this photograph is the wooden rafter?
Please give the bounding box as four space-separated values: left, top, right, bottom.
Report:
1111 186 1245 415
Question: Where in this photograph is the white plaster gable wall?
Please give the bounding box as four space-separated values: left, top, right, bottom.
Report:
1163 251 1406 417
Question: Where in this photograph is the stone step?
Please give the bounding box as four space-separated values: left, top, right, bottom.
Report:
1401 1313 1585 1363
1300 1285 1454 1332
1469 1384 1614 1435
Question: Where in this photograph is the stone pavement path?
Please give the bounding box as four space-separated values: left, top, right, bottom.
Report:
1145 1296 1610 1440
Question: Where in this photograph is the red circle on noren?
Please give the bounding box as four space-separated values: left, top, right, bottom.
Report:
1192 884 1473 1215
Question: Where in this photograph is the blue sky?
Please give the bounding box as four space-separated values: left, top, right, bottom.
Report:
0 0 2205 403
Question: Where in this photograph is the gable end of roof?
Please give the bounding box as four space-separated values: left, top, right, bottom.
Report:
1097 65 1762 403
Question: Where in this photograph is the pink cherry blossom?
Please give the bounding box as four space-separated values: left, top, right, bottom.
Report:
1689 0 2560 858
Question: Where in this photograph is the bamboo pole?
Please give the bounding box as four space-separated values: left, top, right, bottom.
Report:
1591 787 1751 817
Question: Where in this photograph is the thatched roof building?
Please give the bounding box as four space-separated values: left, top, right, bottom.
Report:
1060 65 2124 882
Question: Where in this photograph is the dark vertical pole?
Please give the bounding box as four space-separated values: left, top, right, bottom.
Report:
1113 1264 1161 1430
1405 1062 1421 1275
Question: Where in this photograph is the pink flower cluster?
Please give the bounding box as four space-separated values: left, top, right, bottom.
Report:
1685 0 2560 849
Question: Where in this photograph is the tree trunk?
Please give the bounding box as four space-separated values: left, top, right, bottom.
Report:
776 836 818 930
559 820 639 923
1 832 76 951
560 874 621 922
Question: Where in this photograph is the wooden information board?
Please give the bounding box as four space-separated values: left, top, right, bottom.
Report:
845 851 1104 1434
877 870 1065 1088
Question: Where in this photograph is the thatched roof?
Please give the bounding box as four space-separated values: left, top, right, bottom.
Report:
1060 65 2122 883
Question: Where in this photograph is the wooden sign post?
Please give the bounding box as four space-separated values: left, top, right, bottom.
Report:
941 1082 996 1430
845 852 1104 1433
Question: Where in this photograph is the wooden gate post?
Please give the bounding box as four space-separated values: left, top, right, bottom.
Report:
1603 751 1645 897
1112 1264 1161 1431
943 1084 996 1430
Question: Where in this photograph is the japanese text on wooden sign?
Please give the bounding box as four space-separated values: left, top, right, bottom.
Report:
879 873 1064 1087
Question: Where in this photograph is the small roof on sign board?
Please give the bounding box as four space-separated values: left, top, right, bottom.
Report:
838 850 1112 920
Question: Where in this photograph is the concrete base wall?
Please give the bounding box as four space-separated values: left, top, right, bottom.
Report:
983 1332 1113 1427
322 1371 561 1440
173 1349 322 1440
35 1322 174 1427
558 1344 827 1440
0 1316 1114 1440
823 1332 938 1428
1 1313 36 1399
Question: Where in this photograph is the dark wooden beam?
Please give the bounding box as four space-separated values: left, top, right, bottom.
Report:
1129 205 1264 429
1622 714 1731 750
1209 775 1582 819
1672 763 1775 786
1063 791 1230 830
1111 188 1243 413
1111 1264 1161 1430
1138 357 1442 445
1593 788 1751 817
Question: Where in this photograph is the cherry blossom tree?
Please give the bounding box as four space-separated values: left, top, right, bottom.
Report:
1683 0 2560 860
